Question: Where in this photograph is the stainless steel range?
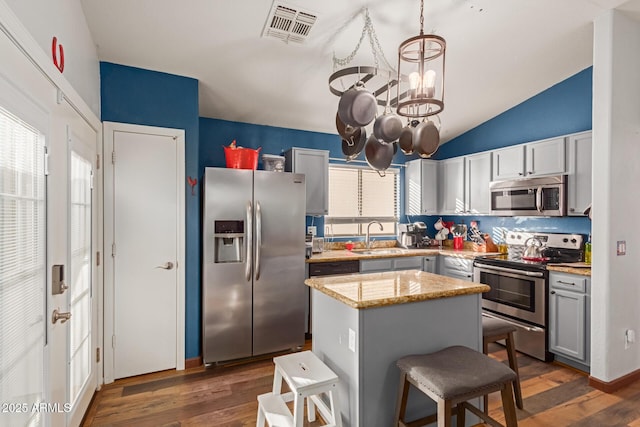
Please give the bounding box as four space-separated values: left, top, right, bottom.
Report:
473 231 584 361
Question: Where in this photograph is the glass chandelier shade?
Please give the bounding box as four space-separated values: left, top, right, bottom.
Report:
396 3 446 118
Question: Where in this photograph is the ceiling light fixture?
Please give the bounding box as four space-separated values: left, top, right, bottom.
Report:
396 0 446 118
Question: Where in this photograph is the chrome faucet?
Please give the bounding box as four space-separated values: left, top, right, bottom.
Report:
365 221 383 249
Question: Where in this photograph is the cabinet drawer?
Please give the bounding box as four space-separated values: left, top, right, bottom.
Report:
360 258 393 272
550 272 587 293
442 256 473 273
393 256 423 270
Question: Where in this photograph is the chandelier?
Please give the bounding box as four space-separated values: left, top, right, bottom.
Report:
396 0 446 118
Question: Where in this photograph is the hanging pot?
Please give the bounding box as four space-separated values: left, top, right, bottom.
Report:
337 81 377 127
398 120 414 154
336 112 359 141
373 79 403 143
364 134 394 174
342 127 367 159
413 119 440 158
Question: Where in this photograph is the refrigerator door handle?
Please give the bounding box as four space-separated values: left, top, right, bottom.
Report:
245 201 252 282
255 201 262 281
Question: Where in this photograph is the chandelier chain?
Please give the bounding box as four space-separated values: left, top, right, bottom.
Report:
332 8 395 73
420 0 425 35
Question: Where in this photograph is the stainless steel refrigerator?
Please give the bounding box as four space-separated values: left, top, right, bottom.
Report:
202 167 306 364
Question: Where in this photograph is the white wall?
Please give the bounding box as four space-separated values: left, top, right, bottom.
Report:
591 8 640 382
3 0 100 116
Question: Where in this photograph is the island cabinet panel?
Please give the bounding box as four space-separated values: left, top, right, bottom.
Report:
311 290 484 427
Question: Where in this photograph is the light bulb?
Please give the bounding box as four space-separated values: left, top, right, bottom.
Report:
424 70 436 98
409 72 421 89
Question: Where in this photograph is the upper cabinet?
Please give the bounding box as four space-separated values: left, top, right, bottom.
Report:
284 148 329 215
566 131 592 216
465 152 492 214
405 158 438 215
438 157 465 214
492 137 566 180
437 152 491 215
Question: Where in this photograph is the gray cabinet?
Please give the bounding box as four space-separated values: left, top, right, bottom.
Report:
438 157 465 214
566 131 592 216
549 271 590 370
465 152 492 214
360 256 423 273
405 159 438 215
284 148 329 215
438 256 473 281
422 256 438 274
492 137 565 180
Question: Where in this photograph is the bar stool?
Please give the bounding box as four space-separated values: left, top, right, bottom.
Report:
394 345 518 427
482 317 524 410
257 350 342 427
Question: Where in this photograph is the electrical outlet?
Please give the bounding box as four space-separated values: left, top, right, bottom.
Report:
307 226 317 236
348 328 356 352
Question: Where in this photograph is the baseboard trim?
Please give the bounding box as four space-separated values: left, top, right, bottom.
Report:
589 368 640 393
185 356 203 369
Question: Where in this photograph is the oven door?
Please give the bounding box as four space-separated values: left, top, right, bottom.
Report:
474 263 546 326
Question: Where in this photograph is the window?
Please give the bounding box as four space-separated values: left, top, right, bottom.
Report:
0 104 46 426
325 165 399 237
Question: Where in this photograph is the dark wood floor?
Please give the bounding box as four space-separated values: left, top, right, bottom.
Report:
82 342 640 426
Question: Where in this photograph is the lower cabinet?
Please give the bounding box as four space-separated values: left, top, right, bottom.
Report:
548 271 591 371
422 256 438 274
438 255 474 281
360 256 423 273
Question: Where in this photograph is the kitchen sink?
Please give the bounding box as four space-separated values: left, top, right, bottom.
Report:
351 248 410 255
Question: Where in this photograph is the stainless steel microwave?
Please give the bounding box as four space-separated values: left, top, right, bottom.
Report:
490 175 566 216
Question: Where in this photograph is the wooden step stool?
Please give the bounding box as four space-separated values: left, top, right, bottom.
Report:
257 350 342 427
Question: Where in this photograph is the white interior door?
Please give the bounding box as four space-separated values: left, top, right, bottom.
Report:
104 123 185 381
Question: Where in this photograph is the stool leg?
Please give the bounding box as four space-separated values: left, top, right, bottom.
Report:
501 382 518 427
455 403 465 427
329 388 343 427
256 404 265 427
293 392 304 427
394 372 410 425
307 394 316 422
272 368 283 395
437 398 453 427
505 332 524 409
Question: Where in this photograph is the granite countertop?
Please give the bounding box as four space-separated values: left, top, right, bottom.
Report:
304 269 491 309
546 264 592 276
307 247 498 263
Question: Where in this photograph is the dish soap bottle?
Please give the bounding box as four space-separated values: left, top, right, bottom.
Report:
584 234 592 264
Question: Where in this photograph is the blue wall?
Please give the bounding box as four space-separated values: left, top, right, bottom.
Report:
434 67 592 160
100 62 201 359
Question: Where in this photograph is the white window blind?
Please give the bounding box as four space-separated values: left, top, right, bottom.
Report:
0 105 46 426
326 165 399 236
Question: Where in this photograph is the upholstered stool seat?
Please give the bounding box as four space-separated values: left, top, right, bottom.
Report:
394 345 518 427
482 317 524 410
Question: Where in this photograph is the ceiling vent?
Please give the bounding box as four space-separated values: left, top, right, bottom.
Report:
262 2 317 44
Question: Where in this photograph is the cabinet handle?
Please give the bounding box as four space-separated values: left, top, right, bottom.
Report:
518 172 524 176
550 290 556 294
528 171 533 175
557 280 576 286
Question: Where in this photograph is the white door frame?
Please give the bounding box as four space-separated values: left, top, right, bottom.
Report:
102 121 186 384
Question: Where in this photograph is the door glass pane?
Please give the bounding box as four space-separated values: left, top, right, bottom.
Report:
0 105 46 427
68 150 92 405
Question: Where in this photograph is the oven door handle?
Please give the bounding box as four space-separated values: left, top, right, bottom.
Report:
482 312 545 333
474 263 545 277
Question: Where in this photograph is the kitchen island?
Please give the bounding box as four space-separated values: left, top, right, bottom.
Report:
305 269 490 427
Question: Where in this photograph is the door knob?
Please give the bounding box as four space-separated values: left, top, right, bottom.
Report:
155 262 174 270
52 309 72 324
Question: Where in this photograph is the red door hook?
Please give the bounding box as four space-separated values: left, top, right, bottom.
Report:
51 37 64 73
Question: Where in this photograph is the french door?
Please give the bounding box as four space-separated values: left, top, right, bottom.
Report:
0 16 99 427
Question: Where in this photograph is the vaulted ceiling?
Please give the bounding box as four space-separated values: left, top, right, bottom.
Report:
80 0 637 143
